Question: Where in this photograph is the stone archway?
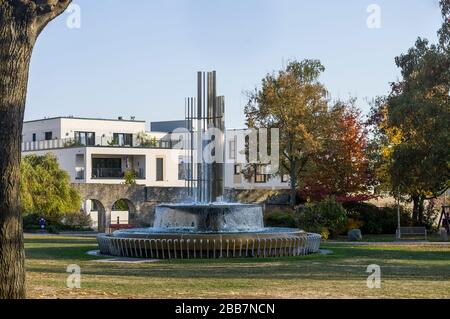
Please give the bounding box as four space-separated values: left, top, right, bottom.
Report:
84 199 107 232
111 198 137 226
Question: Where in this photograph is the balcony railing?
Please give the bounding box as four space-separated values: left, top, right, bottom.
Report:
92 168 123 179
22 135 175 152
91 168 145 180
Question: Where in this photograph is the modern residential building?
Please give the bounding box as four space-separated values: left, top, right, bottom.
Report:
21 116 289 190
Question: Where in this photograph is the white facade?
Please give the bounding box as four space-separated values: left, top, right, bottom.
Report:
22 117 289 190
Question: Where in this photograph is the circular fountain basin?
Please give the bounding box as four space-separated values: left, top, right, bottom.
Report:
96 202 322 259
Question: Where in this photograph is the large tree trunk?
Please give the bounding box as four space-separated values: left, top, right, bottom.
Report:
418 196 425 226
0 10 34 299
412 195 419 224
0 0 71 299
411 194 425 225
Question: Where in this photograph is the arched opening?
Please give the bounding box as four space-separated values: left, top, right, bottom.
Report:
84 199 106 232
111 199 136 226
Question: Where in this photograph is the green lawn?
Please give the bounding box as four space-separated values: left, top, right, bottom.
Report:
24 235 450 299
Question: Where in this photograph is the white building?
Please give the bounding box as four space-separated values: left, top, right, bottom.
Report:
22 116 289 190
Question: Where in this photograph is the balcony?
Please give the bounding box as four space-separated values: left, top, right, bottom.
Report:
22 135 175 152
91 168 145 180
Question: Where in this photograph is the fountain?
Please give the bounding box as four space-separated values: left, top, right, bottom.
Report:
96 71 321 259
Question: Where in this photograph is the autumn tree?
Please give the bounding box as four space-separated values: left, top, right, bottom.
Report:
301 99 371 202
245 60 329 206
0 0 71 298
366 97 393 194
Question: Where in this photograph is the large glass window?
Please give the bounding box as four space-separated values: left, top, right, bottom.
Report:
92 158 122 179
113 133 133 147
75 131 95 146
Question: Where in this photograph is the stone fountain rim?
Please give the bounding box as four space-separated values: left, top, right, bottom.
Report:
157 202 262 209
110 227 306 237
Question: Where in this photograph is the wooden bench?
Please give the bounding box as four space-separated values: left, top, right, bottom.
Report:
396 227 427 240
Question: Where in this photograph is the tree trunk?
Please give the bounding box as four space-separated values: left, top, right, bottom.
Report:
0 0 71 299
0 13 34 299
418 196 425 226
411 194 420 225
289 160 297 207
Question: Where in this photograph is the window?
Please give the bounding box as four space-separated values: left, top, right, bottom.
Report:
32 133 36 142
229 139 236 160
234 164 241 175
45 132 53 140
255 164 267 183
281 174 289 183
75 131 95 146
113 133 133 147
92 158 122 179
178 157 186 180
75 168 85 180
156 158 164 181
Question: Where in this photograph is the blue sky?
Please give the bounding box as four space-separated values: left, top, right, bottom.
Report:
26 0 443 129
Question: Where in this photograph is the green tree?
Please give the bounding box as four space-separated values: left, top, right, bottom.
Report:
387 38 450 223
369 3 450 224
20 154 81 222
112 199 130 211
245 60 329 206
366 96 392 194
439 0 450 51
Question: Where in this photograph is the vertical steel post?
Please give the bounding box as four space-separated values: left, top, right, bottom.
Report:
185 71 225 203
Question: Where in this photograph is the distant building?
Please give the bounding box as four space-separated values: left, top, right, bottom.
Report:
22 117 289 190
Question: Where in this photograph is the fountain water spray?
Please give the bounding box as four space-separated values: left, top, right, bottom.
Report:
96 71 321 259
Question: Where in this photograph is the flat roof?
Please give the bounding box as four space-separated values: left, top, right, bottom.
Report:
24 116 146 124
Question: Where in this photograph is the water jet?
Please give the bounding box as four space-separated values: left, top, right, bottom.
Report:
97 71 321 259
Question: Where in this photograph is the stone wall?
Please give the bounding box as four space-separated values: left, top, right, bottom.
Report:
74 184 291 229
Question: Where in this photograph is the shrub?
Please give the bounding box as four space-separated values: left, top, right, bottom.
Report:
264 207 298 228
298 197 348 239
23 211 92 233
61 212 92 229
124 170 137 185
347 218 363 231
343 202 413 234
318 227 330 240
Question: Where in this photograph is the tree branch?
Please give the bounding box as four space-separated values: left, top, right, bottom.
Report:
34 0 72 35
